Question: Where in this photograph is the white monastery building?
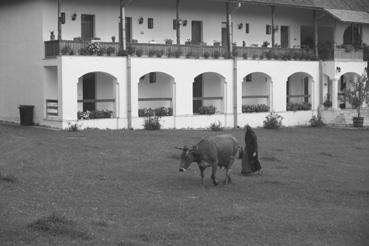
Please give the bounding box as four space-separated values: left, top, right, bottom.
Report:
1 0 369 129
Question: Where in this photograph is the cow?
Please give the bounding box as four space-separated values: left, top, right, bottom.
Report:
176 134 242 186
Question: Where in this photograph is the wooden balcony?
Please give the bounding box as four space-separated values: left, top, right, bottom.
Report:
45 40 363 61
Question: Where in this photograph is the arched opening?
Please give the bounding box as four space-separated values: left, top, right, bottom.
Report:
286 72 313 111
343 24 362 45
242 72 271 113
77 72 117 120
338 72 361 109
138 72 175 117
192 72 225 114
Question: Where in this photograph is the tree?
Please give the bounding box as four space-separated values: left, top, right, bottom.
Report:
345 70 369 118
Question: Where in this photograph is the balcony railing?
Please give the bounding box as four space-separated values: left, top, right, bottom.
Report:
44 40 364 61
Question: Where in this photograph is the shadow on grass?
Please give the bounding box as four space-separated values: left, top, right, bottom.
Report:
319 152 334 157
260 156 281 162
27 212 91 240
0 172 18 184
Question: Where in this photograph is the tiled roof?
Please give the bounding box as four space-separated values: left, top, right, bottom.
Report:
325 8 369 24
220 0 369 11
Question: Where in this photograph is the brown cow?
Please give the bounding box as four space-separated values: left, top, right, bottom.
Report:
176 135 242 186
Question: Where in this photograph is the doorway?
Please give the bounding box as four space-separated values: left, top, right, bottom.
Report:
81 14 94 41
83 73 96 112
281 26 289 48
193 75 203 113
191 21 202 44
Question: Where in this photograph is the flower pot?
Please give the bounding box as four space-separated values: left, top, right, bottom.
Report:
353 117 364 127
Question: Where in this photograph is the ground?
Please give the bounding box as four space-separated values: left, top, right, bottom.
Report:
0 124 368 246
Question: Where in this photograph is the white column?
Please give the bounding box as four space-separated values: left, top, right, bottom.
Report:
331 78 338 109
58 64 77 121
271 77 287 112
175 78 193 116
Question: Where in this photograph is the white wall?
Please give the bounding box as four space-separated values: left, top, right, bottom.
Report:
0 0 45 123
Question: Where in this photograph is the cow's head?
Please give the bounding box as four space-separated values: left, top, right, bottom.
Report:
175 145 197 172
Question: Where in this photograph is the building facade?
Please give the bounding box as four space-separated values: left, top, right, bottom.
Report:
1 0 369 129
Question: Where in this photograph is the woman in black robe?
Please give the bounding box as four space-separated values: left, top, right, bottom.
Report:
241 125 262 175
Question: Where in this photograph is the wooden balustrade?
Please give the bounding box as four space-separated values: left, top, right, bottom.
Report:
44 40 364 61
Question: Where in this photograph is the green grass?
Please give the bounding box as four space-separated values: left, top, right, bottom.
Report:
0 124 368 246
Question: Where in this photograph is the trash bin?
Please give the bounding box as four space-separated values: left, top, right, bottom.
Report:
19 105 34 126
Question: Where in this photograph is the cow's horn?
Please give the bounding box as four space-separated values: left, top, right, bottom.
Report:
174 146 184 150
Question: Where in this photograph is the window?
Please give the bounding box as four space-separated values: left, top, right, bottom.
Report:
173 19 177 30
266 25 272 34
148 18 154 29
245 23 249 33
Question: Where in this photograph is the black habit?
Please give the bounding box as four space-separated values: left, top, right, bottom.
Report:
241 125 262 175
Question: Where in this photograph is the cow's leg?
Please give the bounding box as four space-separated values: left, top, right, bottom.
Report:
211 162 218 186
198 166 205 186
224 157 236 184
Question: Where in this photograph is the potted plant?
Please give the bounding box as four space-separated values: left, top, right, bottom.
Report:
164 38 173 45
344 71 369 127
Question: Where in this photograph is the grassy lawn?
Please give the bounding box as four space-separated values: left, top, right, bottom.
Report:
0 124 368 246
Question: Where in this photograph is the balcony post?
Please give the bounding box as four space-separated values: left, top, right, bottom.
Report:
331 78 338 109
57 0 62 40
176 0 180 45
313 10 318 58
119 0 126 51
271 6 275 48
225 3 232 56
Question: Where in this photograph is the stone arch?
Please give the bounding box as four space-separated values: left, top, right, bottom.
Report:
286 72 314 111
241 72 272 113
77 71 118 119
138 71 175 116
338 72 361 109
192 72 226 114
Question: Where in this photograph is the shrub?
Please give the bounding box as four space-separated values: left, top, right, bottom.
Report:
323 100 332 108
154 107 173 117
287 102 311 111
138 108 155 117
175 49 182 58
144 116 161 130
265 50 273 60
77 110 113 120
156 50 165 58
135 49 143 57
263 112 283 129
273 53 280 60
252 54 258 60
198 105 216 115
309 115 325 127
127 46 135 55
210 121 223 131
106 47 115 56
203 51 210 59
98 47 106 56
117 49 128 56
242 104 270 113
148 50 156 57
139 107 172 117
259 53 264 60
186 51 192 58
232 49 238 57
61 45 74 55
242 53 248 59
213 50 220 59
344 44 354 53
78 47 89 55
87 42 101 55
